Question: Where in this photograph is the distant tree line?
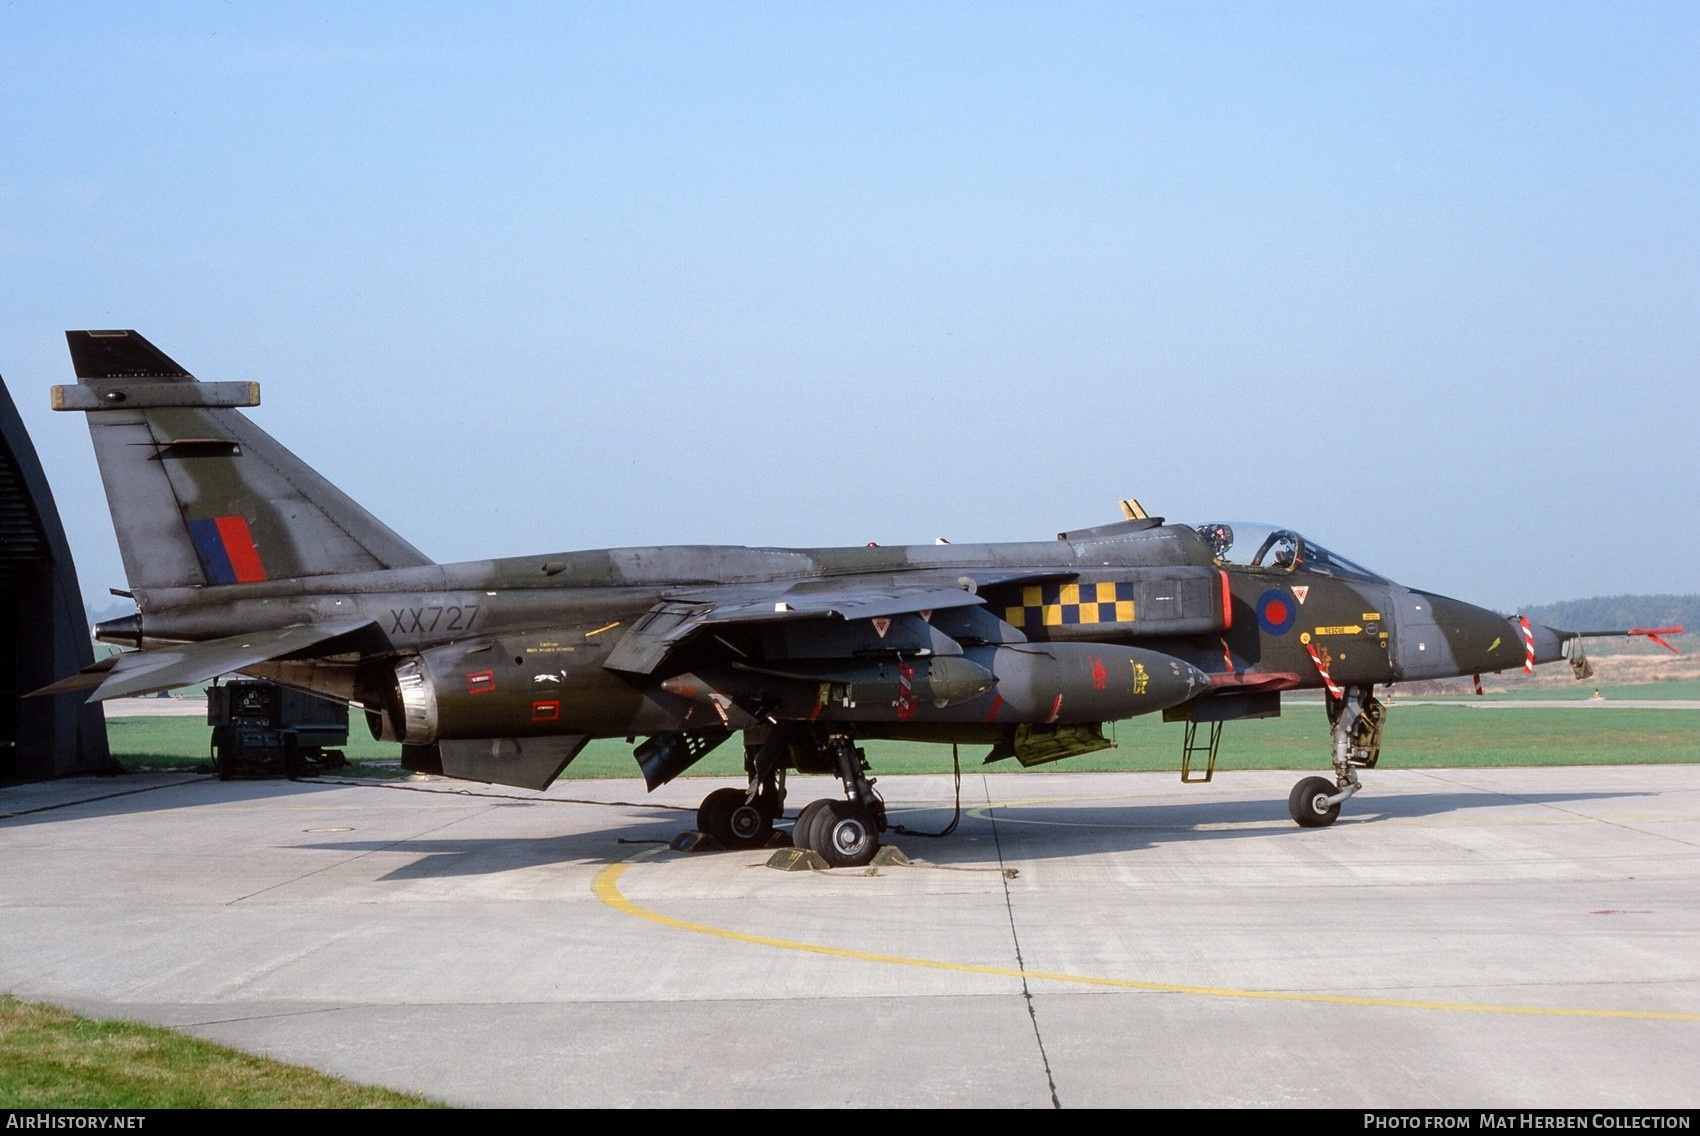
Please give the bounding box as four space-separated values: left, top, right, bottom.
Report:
1512 593 1700 634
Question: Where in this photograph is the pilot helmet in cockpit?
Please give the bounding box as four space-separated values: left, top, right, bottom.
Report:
1196 523 1234 559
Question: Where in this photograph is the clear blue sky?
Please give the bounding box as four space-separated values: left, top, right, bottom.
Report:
3 2 1695 612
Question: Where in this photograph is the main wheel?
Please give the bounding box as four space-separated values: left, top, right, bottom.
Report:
723 796 774 849
696 787 744 843
791 798 833 852
814 801 881 868
1288 775 1341 828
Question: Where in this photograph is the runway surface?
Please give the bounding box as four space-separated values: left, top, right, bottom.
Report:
2 766 1697 1108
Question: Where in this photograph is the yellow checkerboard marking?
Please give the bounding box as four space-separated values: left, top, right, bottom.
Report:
1004 582 1138 628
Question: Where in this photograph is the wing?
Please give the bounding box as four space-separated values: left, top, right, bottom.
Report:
603 575 1061 676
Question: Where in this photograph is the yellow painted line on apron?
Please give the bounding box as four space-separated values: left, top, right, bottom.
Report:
973 807 1700 831
971 799 1700 830
592 854 1700 1022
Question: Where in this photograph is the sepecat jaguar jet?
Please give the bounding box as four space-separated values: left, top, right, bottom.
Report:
40 330 1682 867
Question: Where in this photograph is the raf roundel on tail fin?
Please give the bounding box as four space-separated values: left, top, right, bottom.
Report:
56 330 432 594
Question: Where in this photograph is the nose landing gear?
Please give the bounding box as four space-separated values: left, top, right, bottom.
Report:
1287 684 1383 828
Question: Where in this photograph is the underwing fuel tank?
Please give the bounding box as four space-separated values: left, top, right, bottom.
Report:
663 654 997 709
661 642 1209 724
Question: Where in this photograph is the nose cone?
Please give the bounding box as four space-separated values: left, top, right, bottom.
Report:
1439 598 1528 676
1391 591 1525 680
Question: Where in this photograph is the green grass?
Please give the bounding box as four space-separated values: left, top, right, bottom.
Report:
829 704 1700 773
0 995 442 1108
1411 678 1700 702
106 715 413 778
105 696 1700 778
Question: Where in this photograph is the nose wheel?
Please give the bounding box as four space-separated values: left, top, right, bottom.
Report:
1287 684 1381 828
1288 775 1343 827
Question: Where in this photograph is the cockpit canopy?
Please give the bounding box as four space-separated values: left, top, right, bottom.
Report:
1191 522 1387 583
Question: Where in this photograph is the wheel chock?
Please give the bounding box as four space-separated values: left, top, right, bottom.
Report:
766 847 829 871
870 846 910 866
671 830 723 852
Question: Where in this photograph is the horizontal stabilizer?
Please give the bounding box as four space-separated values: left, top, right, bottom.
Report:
84 617 379 700
28 655 120 698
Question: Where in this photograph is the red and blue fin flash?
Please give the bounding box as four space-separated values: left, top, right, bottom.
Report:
188 516 268 584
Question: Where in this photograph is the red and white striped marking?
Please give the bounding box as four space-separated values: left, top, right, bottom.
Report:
1219 634 1234 672
895 660 916 722
1304 642 1343 697
1519 616 1536 674
1473 673 1484 696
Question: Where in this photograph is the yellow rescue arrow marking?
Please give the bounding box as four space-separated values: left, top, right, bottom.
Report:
1312 625 1363 636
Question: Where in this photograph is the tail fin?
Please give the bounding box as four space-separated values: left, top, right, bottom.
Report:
57 330 432 593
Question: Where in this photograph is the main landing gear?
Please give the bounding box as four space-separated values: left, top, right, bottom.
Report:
695 785 783 849
694 736 788 851
1287 684 1385 828
790 735 886 867
690 730 888 867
